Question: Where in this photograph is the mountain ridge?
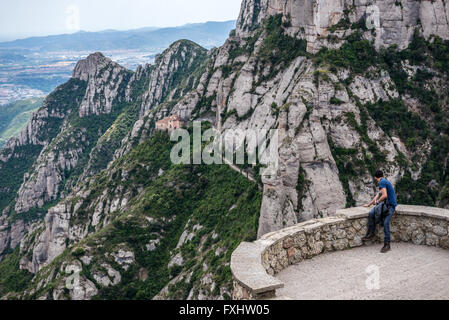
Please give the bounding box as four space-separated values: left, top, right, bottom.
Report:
0 21 237 51
0 0 448 300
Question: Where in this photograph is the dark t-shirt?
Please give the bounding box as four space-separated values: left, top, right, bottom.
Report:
379 178 398 207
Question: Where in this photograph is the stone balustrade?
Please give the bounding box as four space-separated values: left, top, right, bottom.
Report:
231 205 449 300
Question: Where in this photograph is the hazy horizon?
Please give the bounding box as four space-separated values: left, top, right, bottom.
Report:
0 20 237 43
0 0 242 41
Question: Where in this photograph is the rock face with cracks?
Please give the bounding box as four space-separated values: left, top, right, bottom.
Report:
236 0 449 52
0 0 448 301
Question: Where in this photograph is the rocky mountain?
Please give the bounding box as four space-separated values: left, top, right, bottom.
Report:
0 0 448 300
236 0 449 51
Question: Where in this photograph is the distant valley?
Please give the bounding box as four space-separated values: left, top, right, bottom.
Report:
0 20 236 105
0 97 43 148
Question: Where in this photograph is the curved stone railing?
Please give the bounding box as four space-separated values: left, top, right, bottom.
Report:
231 205 449 300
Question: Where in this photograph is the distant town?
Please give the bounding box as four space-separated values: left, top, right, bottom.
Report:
0 85 44 105
0 49 159 105
0 20 236 106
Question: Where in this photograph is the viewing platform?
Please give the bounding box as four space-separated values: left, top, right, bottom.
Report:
231 205 449 300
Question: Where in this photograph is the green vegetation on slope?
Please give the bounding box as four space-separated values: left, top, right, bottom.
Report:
92 131 261 300
316 28 449 207
94 163 261 300
0 97 44 148
328 136 357 208
370 36 449 207
82 102 141 177
0 79 87 214
315 32 378 74
365 99 429 152
55 97 134 187
257 15 307 82
0 248 33 298
85 41 208 179
259 15 307 69
15 130 262 300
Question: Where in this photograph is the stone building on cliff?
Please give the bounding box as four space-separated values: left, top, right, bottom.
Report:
155 115 186 131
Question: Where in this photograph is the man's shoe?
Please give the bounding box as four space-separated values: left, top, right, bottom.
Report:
362 232 375 242
381 243 391 253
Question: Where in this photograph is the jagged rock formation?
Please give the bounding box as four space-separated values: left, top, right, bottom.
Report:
75 52 130 117
134 40 208 117
106 40 210 161
196 0 449 237
0 0 448 301
18 42 210 274
0 79 87 262
237 0 449 52
14 53 132 214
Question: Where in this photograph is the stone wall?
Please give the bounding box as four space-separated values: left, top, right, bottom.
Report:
231 205 449 300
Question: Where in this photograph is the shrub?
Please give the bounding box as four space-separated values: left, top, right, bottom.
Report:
71 247 86 257
330 97 344 105
258 15 307 79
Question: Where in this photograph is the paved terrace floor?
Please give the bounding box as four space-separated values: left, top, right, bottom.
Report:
275 243 449 300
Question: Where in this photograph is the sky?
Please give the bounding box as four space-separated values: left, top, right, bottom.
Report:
0 0 243 41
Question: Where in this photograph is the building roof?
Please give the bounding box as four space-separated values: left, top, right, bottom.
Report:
156 115 185 124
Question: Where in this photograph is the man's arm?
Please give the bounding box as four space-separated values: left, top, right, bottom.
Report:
363 188 387 207
363 193 381 207
377 188 388 203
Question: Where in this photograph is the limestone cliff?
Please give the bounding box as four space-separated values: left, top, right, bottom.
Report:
74 52 130 117
0 0 448 301
200 0 449 236
0 79 87 261
18 41 210 275
236 0 449 52
14 53 132 214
